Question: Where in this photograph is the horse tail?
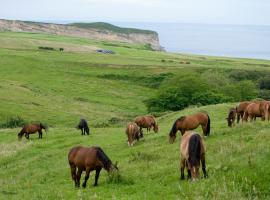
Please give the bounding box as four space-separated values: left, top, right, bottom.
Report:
96 147 112 171
188 134 201 167
206 114 210 136
40 123 48 133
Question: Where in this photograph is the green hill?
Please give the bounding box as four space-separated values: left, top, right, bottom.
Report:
0 32 269 199
69 22 157 35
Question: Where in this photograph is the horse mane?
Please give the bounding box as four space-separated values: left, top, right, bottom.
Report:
96 147 112 171
188 134 201 167
169 116 185 136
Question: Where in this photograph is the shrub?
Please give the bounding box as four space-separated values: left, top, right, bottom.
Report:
0 116 26 128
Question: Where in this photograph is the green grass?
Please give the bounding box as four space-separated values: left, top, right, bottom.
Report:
0 32 270 199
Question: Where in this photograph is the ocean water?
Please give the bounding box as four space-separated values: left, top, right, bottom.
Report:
114 22 270 60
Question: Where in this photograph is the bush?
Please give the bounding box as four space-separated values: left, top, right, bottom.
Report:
0 116 26 128
145 71 259 112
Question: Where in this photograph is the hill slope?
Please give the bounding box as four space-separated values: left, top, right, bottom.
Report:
0 19 162 50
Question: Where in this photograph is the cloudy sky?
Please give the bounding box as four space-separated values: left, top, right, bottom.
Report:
0 0 269 25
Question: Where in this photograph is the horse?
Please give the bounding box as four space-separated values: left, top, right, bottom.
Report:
236 101 252 123
76 119 90 135
134 115 158 135
259 101 270 121
18 123 47 140
125 122 142 146
68 146 118 188
226 107 236 127
180 132 207 181
169 112 210 143
243 102 263 122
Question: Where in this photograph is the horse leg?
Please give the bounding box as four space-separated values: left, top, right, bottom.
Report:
82 168 90 188
180 158 185 180
201 154 207 178
180 129 185 136
81 128 83 135
70 164 77 187
25 133 29 139
76 168 82 187
38 130 42 139
94 167 101 186
237 113 240 123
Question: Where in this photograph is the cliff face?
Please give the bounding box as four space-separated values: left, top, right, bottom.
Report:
0 19 162 50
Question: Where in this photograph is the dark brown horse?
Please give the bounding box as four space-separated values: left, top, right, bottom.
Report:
180 132 207 181
76 119 90 135
226 107 236 127
236 101 251 123
169 112 210 143
68 146 118 188
125 122 142 146
18 123 47 140
134 115 158 134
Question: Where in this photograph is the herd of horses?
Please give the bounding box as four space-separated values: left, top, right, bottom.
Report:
15 100 266 187
226 100 270 127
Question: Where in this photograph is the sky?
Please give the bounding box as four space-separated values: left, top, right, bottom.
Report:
0 0 269 25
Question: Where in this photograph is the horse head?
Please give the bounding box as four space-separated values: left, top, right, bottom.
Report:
153 124 159 133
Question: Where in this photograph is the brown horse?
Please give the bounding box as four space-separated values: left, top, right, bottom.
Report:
180 132 207 181
226 107 236 127
169 112 210 143
134 115 158 134
18 123 47 140
243 102 263 122
125 122 142 146
68 146 118 188
236 101 252 123
259 101 270 121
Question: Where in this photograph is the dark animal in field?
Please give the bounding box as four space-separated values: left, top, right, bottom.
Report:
169 112 210 143
59 48 64 51
38 46 54 51
96 49 115 54
76 119 90 135
180 132 207 181
125 122 141 146
134 115 158 135
226 108 237 127
18 123 47 140
236 101 252 123
68 146 118 188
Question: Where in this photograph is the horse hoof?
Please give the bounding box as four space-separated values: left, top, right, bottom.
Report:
93 184 98 187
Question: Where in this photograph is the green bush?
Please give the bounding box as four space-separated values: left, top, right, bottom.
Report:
145 71 259 112
0 116 26 128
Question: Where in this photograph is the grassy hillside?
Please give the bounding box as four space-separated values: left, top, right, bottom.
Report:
69 22 156 35
0 32 270 199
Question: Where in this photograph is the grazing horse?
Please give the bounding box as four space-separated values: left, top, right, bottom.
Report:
169 112 210 143
76 119 90 135
180 132 207 181
236 101 252 123
243 102 263 122
134 115 158 135
18 123 47 140
68 146 118 188
125 122 142 146
259 101 270 121
226 107 237 127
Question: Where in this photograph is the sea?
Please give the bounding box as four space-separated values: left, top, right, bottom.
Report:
51 20 270 60
114 22 270 60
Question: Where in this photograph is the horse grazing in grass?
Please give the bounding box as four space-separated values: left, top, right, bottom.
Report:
134 115 158 134
180 132 207 181
243 102 263 122
236 101 252 123
76 119 90 135
226 107 237 127
259 101 270 121
68 146 118 188
169 112 210 143
18 123 47 140
125 122 142 146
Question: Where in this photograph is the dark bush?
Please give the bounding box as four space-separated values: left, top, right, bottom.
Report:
0 116 26 128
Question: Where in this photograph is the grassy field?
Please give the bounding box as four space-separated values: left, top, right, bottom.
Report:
0 32 270 199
